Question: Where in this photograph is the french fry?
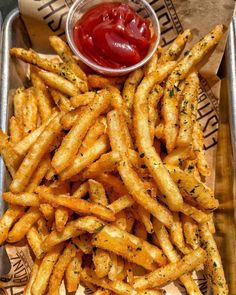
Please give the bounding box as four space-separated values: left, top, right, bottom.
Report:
144 52 158 75
39 204 54 222
136 205 154 234
37 186 115 222
31 69 53 123
38 70 80 96
133 62 183 212
60 106 86 130
134 221 148 240
23 259 41 295
148 84 163 143
37 217 49 240
23 87 38 134
65 251 83 293
112 210 131 232
50 89 73 113
163 25 224 152
26 154 51 193
199 223 228 294
92 224 167 270
133 247 206 289
82 151 120 179
93 248 111 278
0 205 24 245
184 159 201 181
7 207 41 243
108 253 125 281
9 116 23 144
31 243 64 295
26 226 45 259
52 89 110 173
72 234 93 254
48 242 77 295
96 173 128 196
42 221 84 252
88 179 108 206
13 87 26 126
176 72 199 147
49 35 87 83
60 134 110 180
169 212 191 254
88 75 126 89
192 121 210 176
166 165 219 210
72 181 89 198
10 114 62 193
2 192 40 207
108 194 134 214
158 30 191 64
107 110 173 228
182 215 200 250
155 121 165 140
93 289 111 295
163 146 191 166
55 206 70 232
10 48 84 92
153 218 203 295
71 91 95 108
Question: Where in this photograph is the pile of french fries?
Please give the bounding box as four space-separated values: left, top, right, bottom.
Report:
0 24 228 295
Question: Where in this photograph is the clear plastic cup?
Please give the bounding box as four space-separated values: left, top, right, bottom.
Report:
66 0 160 76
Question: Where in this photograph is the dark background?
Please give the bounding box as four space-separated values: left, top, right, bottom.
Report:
0 0 17 21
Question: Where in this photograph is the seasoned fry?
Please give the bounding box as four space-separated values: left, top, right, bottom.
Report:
50 89 73 113
88 75 126 89
163 146 191 166
10 114 62 193
153 218 202 295
136 205 153 234
144 52 158 75
48 242 77 295
176 72 199 147
134 221 148 240
39 204 54 222
23 259 41 295
60 106 86 130
182 215 200 250
26 226 45 259
52 89 110 173
133 62 183 212
55 206 70 232
158 30 191 64
133 247 206 289
108 253 125 281
37 218 49 240
60 134 109 180
72 181 89 198
65 251 83 292
108 194 134 214
13 87 26 125
92 224 167 270
108 110 173 228
31 243 64 295
166 165 219 210
0 205 24 245
9 116 23 144
23 87 38 134
7 207 41 243
93 248 111 278
2 192 40 207
72 234 93 254
199 223 228 294
93 289 111 295
88 179 108 206
70 91 95 108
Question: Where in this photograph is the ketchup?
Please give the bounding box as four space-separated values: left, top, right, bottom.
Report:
73 2 154 68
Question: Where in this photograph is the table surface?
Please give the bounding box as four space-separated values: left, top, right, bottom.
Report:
0 0 17 21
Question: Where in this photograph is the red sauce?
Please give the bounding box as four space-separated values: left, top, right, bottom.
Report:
73 2 155 68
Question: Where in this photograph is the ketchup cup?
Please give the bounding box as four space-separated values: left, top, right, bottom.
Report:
66 0 160 76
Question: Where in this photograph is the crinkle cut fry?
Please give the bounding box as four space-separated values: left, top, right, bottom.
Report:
107 110 173 228
133 61 183 211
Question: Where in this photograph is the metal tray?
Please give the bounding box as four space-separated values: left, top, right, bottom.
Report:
0 8 235 295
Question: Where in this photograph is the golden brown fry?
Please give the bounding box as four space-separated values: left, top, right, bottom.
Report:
55 206 69 232
49 35 87 83
153 218 203 295
82 151 120 179
39 204 54 222
13 87 26 126
10 114 62 193
93 248 111 278
148 84 163 143
107 110 173 228
23 88 38 134
37 186 115 222
92 224 167 270
88 75 126 89
60 134 110 180
2 192 40 207
158 29 191 64
65 251 83 293
31 69 53 123
199 223 228 294
182 215 200 250
133 62 183 212
163 146 192 166
136 205 154 234
48 242 77 295
108 253 125 281
72 181 89 198
23 259 41 295
144 52 158 75
60 106 86 130
133 247 206 289
50 89 73 113
31 243 64 295
26 226 45 259
37 217 49 240
72 234 93 254
108 194 134 214
52 89 110 173
7 207 41 243
93 289 111 295
0 205 24 245
9 116 23 144
134 221 148 240
176 72 199 147
70 91 95 108
88 179 108 206
166 165 219 210
155 121 165 140
163 25 224 152
96 173 128 196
